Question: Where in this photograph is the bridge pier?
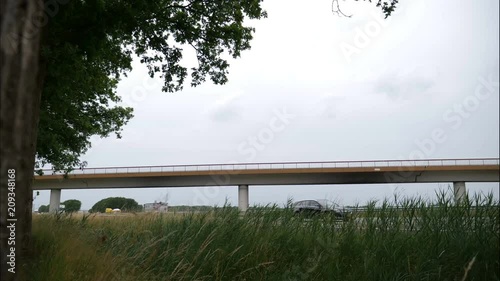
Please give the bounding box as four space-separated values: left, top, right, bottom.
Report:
49 189 61 213
238 184 249 212
453 181 466 203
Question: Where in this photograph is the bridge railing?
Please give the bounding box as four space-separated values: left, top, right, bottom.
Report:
34 158 500 176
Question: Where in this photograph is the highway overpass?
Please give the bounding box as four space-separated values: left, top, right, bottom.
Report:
33 158 500 212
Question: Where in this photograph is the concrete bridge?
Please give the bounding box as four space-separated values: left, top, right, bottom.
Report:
33 158 500 212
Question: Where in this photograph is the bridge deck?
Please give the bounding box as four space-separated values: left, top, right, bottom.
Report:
35 164 500 180
32 158 499 190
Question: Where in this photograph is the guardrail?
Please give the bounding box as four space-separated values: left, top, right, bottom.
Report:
34 158 500 176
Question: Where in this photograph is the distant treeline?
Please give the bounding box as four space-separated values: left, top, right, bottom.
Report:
168 205 231 212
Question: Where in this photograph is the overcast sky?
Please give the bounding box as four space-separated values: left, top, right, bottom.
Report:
35 0 499 210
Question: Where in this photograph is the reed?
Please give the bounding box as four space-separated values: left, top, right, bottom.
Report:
26 191 499 280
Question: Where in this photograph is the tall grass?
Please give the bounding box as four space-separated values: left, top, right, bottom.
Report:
27 192 499 280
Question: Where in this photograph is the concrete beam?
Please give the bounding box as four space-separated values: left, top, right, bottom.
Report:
49 189 61 213
453 181 466 203
238 185 249 212
33 170 500 190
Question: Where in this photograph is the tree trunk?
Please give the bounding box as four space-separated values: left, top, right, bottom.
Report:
1 0 43 280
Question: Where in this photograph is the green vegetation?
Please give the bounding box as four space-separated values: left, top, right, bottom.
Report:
90 197 142 213
34 0 268 172
27 193 499 280
168 205 233 212
62 199 82 213
38 205 49 213
37 199 82 213
31 0 399 174
2 1 268 268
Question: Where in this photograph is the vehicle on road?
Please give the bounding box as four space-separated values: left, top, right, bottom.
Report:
292 199 350 219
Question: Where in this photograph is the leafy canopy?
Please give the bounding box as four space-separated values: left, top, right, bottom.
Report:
62 199 82 213
38 205 49 213
90 197 141 213
357 0 398 18
36 0 398 172
36 0 267 172
37 199 81 213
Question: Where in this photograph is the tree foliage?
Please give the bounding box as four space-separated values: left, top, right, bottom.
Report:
333 0 398 18
35 0 267 172
358 0 398 18
34 0 400 172
90 197 141 213
38 205 50 213
62 199 82 213
2 1 398 279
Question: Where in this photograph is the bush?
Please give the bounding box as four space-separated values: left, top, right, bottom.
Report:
90 197 141 213
38 205 49 213
63 199 81 213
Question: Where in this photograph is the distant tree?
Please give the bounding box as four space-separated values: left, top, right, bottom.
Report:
169 205 215 212
62 199 82 213
90 197 141 213
38 205 50 213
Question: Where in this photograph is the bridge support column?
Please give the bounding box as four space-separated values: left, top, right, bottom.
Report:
238 185 249 212
49 189 61 213
453 181 466 203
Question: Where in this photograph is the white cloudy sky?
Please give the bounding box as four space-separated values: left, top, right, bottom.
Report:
35 0 499 210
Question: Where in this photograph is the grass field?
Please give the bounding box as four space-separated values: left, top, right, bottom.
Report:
25 193 499 281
